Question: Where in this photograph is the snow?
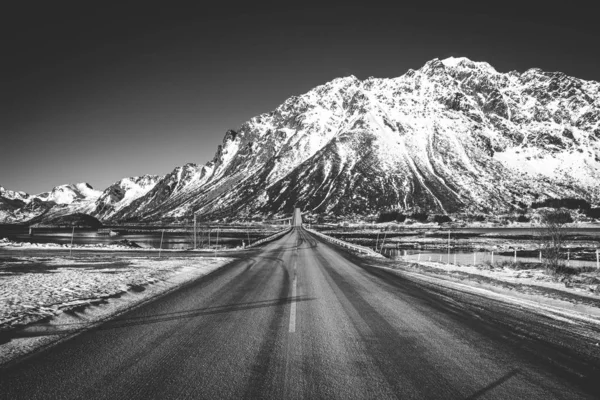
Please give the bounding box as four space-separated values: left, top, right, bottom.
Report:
0 187 30 202
121 177 158 202
384 264 600 326
5 56 600 222
0 255 232 329
441 56 470 68
29 183 101 205
0 239 144 250
0 253 233 364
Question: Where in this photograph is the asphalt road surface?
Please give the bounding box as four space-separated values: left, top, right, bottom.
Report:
2 227 600 399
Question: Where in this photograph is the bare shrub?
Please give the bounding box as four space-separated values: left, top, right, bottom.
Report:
536 209 573 273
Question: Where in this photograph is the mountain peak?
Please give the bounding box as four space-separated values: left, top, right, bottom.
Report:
3 56 600 223
439 56 498 74
441 56 473 67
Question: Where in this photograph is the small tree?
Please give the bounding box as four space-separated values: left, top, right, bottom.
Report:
537 209 573 273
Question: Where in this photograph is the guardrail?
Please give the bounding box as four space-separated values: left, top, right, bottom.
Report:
303 226 385 258
246 227 293 248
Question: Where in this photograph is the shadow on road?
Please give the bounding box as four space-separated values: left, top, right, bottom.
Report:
465 369 520 399
2 296 316 341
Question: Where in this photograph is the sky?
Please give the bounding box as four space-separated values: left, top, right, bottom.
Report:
2 2 599 194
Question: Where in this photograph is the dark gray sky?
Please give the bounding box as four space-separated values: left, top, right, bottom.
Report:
2 2 599 194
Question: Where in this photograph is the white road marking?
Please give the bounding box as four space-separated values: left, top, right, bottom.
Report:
289 276 297 333
289 256 298 333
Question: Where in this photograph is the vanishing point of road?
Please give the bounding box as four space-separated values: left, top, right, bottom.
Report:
2 224 600 398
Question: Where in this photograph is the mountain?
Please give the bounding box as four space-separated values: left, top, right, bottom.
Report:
108 56 600 221
0 183 103 223
93 175 162 220
0 177 162 224
3 56 600 223
110 164 210 222
31 183 102 205
0 186 31 203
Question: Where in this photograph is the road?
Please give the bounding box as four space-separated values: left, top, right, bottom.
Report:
2 227 600 399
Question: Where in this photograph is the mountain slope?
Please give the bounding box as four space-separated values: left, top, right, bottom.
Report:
0 183 102 223
93 175 161 220
3 56 599 224
110 56 600 221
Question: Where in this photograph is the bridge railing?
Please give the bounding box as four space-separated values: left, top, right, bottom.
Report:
303 226 384 258
246 226 292 248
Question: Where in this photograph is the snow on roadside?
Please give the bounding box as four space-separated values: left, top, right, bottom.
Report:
0 255 233 331
395 259 600 302
0 237 148 251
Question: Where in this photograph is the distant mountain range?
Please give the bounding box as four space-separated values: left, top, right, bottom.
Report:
2 56 599 223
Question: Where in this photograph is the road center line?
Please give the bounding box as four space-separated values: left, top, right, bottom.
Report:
289 254 298 333
289 276 297 333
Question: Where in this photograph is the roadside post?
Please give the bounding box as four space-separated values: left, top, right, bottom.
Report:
194 214 197 250
215 227 219 259
596 249 599 269
69 226 75 257
159 229 164 258
473 252 476 265
447 231 451 265
382 230 388 251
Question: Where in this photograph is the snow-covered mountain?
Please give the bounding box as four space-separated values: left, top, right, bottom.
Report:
0 186 31 203
31 183 101 205
93 175 162 220
0 183 103 223
0 178 161 223
3 56 600 223
107 56 600 221
0 186 30 223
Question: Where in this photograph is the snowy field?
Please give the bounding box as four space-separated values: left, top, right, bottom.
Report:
396 260 600 298
0 254 233 337
0 237 150 251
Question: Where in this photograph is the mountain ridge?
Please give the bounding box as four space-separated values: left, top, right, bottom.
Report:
2 56 599 223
